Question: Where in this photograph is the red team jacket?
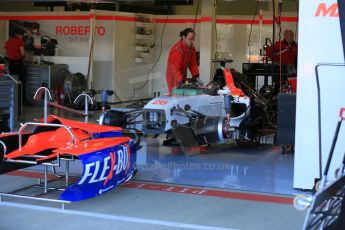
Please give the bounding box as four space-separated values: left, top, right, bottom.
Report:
265 40 298 66
4 37 24 61
166 40 199 94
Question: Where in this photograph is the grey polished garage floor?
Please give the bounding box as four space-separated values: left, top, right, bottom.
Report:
0 176 306 230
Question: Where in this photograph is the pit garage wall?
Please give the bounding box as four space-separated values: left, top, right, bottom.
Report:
216 14 298 70
151 13 298 96
294 0 345 190
0 11 155 102
112 12 154 101
0 11 298 100
0 11 93 93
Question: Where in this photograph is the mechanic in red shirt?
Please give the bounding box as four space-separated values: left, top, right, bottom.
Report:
265 29 298 91
4 30 26 102
5 30 25 74
265 29 297 66
166 28 200 95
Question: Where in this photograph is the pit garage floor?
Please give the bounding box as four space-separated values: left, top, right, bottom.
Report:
138 138 297 195
0 105 307 229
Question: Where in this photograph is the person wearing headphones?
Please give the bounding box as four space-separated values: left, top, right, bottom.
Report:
166 28 200 95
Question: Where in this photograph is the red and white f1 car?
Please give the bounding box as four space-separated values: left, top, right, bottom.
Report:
100 60 276 151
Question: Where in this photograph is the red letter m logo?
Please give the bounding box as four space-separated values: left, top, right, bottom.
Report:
315 3 339 17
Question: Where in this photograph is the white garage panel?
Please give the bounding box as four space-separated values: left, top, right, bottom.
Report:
294 0 345 189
